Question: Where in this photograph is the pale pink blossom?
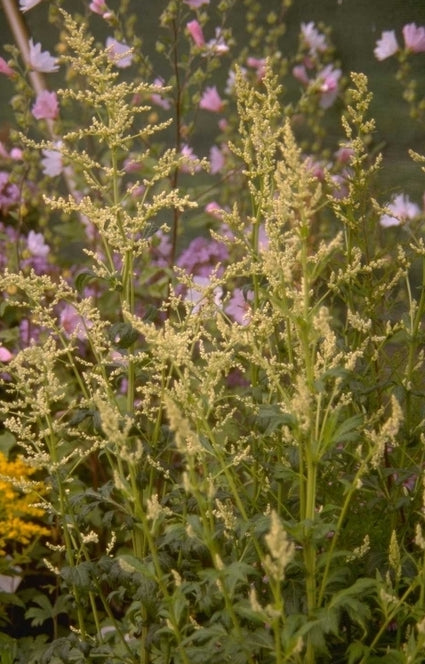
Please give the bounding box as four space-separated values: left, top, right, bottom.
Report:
180 144 202 173
151 77 171 110
27 230 49 257
380 194 420 228
292 64 310 86
186 19 205 47
123 156 142 172
317 65 341 108
200 86 224 112
335 146 354 164
10 148 23 160
32 90 59 120
225 288 254 325
106 37 133 68
41 144 63 177
301 22 327 56
89 0 107 15
19 0 42 11
151 230 171 267
205 201 225 219
209 145 225 174
206 28 229 55
0 172 20 211
0 57 14 77
59 304 91 341
258 224 269 252
183 0 209 7
185 276 222 314
374 30 399 60
247 56 267 80
402 23 425 53
0 346 13 362
304 156 327 180
28 39 59 72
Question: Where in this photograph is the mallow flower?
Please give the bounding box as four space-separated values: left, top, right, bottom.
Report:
374 30 399 60
106 38 133 68
28 39 59 72
199 86 224 112
300 22 327 56
402 23 425 53
186 20 205 47
379 193 420 227
32 90 59 120
0 57 14 77
41 143 63 177
19 0 42 11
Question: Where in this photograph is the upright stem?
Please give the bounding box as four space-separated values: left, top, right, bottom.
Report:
169 17 182 270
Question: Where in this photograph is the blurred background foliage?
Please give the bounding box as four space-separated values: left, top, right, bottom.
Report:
1 0 425 199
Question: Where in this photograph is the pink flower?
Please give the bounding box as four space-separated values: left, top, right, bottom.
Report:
0 56 14 77
0 171 20 211
292 64 310 86
209 145 225 174
379 194 420 228
205 201 225 219
225 288 254 325
59 304 91 341
200 86 224 112
28 39 59 73
177 236 228 278
335 146 354 164
41 144 63 177
247 57 267 80
106 37 133 68
374 30 399 60
19 0 42 11
27 230 49 257
317 65 341 108
206 28 229 55
32 90 59 120
183 0 209 7
89 0 107 14
180 144 202 173
123 156 142 172
185 276 222 314
0 346 13 362
186 19 205 47
151 230 171 267
402 23 425 53
151 77 171 110
301 22 327 56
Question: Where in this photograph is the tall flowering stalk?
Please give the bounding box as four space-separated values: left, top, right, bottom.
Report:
1 3 425 664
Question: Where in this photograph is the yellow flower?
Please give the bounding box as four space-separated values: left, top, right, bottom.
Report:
0 453 49 555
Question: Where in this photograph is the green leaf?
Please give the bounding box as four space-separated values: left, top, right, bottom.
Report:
74 270 97 293
0 431 16 456
25 594 68 627
60 562 96 591
108 322 139 348
347 640 371 664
